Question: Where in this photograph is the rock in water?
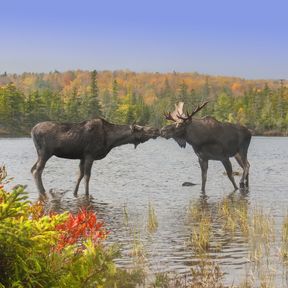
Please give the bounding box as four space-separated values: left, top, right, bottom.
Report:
182 182 196 187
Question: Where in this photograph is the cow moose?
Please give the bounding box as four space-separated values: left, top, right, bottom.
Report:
160 102 251 192
31 118 159 196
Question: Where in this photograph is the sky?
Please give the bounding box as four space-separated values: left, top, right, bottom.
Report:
1 0 288 79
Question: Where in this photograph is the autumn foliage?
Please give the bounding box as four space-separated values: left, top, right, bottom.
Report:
55 208 108 251
0 70 288 136
0 166 119 288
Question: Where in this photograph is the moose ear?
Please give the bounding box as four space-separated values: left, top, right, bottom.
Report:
131 124 143 132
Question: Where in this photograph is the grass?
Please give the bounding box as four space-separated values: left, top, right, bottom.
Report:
281 214 288 263
123 203 129 227
218 194 249 236
246 207 276 288
41 192 285 288
183 195 288 288
147 201 158 234
189 212 212 255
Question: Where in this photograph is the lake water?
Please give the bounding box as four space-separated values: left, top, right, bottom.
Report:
1 136 288 285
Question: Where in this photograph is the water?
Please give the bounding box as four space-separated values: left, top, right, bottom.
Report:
1 136 288 284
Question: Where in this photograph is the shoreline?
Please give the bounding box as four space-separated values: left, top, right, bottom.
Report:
0 130 288 138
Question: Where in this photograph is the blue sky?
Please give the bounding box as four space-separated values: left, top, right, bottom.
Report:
1 0 288 79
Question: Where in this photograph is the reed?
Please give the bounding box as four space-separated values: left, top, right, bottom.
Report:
246 207 276 288
249 207 274 265
190 260 224 288
189 212 212 255
147 201 158 234
120 197 288 287
130 228 147 265
123 203 129 227
281 214 288 264
218 195 249 236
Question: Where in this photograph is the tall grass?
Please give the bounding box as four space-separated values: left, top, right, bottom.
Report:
218 195 249 236
147 201 158 234
184 195 288 287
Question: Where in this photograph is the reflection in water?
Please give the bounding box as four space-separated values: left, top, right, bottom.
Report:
38 187 253 285
40 190 110 220
1 137 288 286
185 190 250 265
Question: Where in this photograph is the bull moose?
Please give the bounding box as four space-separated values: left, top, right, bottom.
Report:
160 102 251 191
31 118 159 196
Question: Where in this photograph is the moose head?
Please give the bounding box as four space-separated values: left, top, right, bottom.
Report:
130 124 160 148
160 101 208 142
160 101 252 192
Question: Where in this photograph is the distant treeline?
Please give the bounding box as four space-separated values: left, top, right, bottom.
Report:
0 70 287 136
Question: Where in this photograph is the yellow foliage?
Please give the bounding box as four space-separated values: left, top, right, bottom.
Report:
237 107 246 125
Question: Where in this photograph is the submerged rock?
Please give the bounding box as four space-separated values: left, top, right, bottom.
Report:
182 182 197 187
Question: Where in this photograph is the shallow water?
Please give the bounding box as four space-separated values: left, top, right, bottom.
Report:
1 136 288 284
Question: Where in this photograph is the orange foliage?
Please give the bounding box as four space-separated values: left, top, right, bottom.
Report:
55 209 108 251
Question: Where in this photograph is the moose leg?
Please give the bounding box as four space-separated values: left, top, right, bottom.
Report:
235 153 245 188
84 158 94 195
73 159 85 196
221 158 238 190
235 153 250 188
32 155 50 195
199 158 208 192
243 160 250 187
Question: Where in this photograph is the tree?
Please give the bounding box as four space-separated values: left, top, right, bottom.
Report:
177 81 189 103
82 70 102 118
110 79 120 122
1 83 24 125
214 91 233 122
66 87 80 121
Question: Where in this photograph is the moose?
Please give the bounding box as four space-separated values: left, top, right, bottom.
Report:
160 102 251 192
31 118 159 196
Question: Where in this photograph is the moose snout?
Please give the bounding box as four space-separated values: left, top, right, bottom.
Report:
151 128 160 138
160 127 168 138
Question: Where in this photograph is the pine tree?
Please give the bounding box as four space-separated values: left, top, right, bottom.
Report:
83 70 102 118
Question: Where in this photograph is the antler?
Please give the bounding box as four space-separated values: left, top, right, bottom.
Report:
164 112 177 122
177 101 209 121
164 102 185 122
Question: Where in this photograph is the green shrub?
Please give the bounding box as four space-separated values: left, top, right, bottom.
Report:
0 166 143 288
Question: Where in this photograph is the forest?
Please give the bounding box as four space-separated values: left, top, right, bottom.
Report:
0 70 287 136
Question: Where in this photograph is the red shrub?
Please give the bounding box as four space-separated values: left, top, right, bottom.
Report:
55 209 108 251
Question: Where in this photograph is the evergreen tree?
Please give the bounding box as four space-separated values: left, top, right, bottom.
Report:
66 88 80 121
82 70 102 118
110 79 120 122
4 83 24 125
177 81 189 103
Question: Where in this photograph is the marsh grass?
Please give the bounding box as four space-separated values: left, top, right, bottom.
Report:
121 204 147 267
249 207 274 266
281 214 288 264
147 201 158 234
119 198 288 287
218 195 249 236
190 260 224 288
185 196 285 287
123 203 129 227
131 229 147 264
187 199 213 255
190 213 212 255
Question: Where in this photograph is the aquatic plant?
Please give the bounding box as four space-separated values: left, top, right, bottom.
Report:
189 211 212 255
281 214 288 263
147 201 158 233
190 260 224 288
218 195 249 236
123 203 129 227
